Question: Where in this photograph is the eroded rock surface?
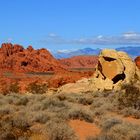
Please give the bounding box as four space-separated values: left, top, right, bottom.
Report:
0 43 65 73
58 49 140 93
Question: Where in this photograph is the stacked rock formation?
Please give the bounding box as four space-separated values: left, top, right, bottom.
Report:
58 49 140 93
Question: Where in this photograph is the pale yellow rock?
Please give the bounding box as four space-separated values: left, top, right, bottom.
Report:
57 49 140 94
100 49 119 59
57 78 91 94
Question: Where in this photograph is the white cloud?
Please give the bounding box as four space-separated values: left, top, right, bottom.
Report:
42 32 140 45
48 33 58 37
97 35 103 39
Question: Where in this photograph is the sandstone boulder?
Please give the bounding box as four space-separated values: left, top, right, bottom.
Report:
58 49 140 93
94 49 138 90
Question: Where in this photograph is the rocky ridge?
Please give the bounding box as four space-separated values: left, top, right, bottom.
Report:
0 43 65 73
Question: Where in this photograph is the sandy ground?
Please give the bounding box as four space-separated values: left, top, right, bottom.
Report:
69 120 100 140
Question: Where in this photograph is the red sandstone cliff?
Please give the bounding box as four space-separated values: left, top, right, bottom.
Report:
59 55 98 69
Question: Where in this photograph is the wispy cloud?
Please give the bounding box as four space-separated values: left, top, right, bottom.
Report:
41 32 140 45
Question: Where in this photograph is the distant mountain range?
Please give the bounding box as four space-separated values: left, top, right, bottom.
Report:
53 48 101 59
53 46 140 59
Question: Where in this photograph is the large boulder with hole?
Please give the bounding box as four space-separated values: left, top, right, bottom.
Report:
92 49 139 91
58 49 140 93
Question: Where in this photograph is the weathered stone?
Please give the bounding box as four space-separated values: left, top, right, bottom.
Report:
58 49 140 93
93 49 140 90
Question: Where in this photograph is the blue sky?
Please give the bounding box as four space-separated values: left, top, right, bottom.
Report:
0 0 140 51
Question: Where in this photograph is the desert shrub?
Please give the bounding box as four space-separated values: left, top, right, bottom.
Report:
119 107 140 119
15 96 29 105
0 131 16 140
86 135 115 140
90 95 116 117
41 97 68 110
0 105 14 116
87 122 140 140
62 93 94 105
101 118 122 131
46 120 78 140
30 111 50 124
18 136 29 140
27 82 48 94
12 114 30 131
1 82 20 95
68 108 93 123
95 116 140 140
106 122 140 140
4 94 28 106
9 82 20 93
118 84 140 110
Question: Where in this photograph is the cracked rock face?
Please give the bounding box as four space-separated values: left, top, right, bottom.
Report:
58 49 140 94
92 49 140 91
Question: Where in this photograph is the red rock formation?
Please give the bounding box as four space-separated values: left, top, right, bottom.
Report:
0 43 96 92
0 43 65 73
59 55 98 69
135 56 140 69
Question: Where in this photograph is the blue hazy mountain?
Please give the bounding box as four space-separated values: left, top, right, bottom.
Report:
53 46 140 59
54 48 101 59
116 46 140 58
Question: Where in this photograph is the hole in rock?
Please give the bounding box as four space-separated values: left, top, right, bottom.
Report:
103 57 116 62
21 61 28 66
97 62 106 79
112 73 126 84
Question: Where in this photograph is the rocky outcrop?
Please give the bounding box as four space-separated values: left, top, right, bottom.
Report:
0 43 95 93
58 49 140 93
59 56 98 69
92 49 139 91
0 43 65 73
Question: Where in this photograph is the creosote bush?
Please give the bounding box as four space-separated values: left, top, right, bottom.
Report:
118 83 140 110
27 82 48 94
1 84 140 140
46 120 78 140
1 82 20 95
